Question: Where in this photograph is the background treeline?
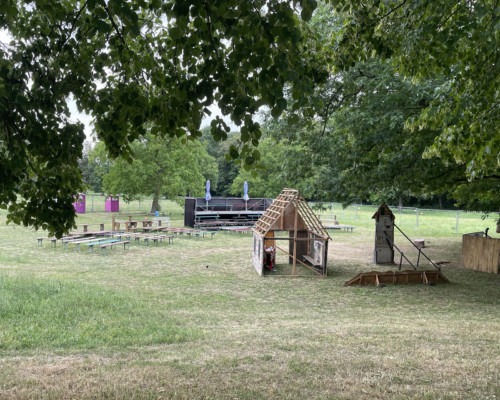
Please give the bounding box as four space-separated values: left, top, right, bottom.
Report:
79 125 459 211
77 2 498 214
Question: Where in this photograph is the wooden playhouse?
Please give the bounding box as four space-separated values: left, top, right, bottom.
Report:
251 188 331 277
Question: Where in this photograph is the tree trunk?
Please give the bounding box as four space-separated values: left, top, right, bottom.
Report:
398 196 403 213
150 186 161 213
438 195 443 209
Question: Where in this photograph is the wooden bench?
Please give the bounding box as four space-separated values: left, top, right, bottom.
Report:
78 223 105 233
111 233 132 242
303 255 321 267
85 239 118 253
150 235 174 246
84 230 112 237
325 225 356 232
38 236 78 247
37 237 59 248
99 240 130 255
65 236 97 250
61 235 84 242
134 234 155 246
37 237 59 247
194 231 216 239
70 237 102 251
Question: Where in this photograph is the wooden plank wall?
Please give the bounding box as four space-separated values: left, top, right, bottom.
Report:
252 233 264 276
462 235 500 274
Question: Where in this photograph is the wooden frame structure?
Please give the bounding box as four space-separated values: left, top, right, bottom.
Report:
345 270 450 286
252 188 331 277
372 202 395 264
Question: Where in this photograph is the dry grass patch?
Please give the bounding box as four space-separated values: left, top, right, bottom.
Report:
0 211 498 399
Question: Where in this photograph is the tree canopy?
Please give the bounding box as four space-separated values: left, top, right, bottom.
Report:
1 0 498 235
0 0 324 235
101 134 217 212
328 0 499 180
267 2 499 212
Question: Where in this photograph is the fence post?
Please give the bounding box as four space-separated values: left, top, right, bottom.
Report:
91 194 94 212
455 211 460 233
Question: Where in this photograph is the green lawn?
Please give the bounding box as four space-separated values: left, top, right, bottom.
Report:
0 205 498 399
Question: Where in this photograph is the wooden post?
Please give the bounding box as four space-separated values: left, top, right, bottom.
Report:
112 216 116 232
292 200 298 276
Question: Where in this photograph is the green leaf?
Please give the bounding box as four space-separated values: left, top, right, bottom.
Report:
94 19 110 34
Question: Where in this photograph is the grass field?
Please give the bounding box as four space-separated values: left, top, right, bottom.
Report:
0 204 499 399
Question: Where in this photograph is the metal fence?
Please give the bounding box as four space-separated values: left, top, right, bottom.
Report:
80 194 184 216
310 202 499 236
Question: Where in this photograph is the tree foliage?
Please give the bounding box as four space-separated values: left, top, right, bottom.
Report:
2 0 499 236
0 0 326 235
328 0 500 180
101 134 217 212
230 137 319 199
266 2 499 213
200 128 239 197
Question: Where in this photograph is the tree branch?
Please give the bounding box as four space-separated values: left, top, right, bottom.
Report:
60 0 89 48
374 0 412 23
104 5 127 47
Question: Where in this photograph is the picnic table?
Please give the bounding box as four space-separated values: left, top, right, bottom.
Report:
324 225 356 232
220 227 252 234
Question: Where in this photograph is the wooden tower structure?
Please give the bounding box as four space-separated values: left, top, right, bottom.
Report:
372 202 395 264
252 188 331 277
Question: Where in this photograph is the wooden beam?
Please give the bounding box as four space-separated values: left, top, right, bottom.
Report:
264 237 328 241
275 245 323 276
292 200 298 276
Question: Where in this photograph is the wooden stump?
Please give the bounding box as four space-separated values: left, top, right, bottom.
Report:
414 239 425 249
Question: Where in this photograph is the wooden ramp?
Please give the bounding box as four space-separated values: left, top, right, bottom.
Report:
345 270 450 286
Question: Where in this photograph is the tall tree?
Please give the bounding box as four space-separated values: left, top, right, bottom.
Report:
102 134 217 213
270 3 498 213
0 0 325 236
200 127 239 196
230 137 319 199
328 0 499 180
86 142 114 193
